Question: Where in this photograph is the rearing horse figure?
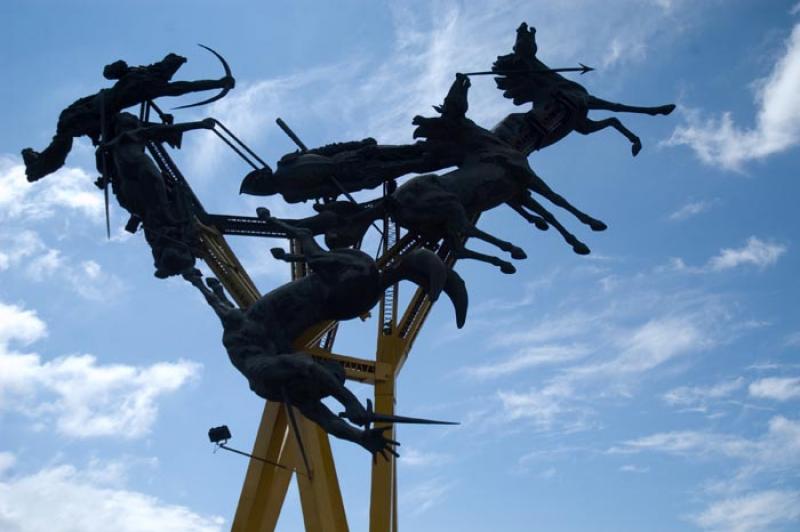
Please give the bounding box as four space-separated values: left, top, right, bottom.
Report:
492 22 675 157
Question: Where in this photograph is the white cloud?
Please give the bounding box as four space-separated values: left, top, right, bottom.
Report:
0 302 47 348
399 448 452 468
0 352 201 438
667 24 800 171
612 429 755 458
0 229 126 301
0 156 103 223
663 377 745 411
0 300 200 438
619 464 650 473
400 477 454 516
462 344 589 379
497 381 590 431
612 416 800 475
0 456 223 532
615 317 704 371
693 490 800 532
0 231 47 271
749 377 800 401
663 237 786 274
707 237 786 271
668 199 717 221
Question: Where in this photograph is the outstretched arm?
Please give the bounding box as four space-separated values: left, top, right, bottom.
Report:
134 118 216 148
160 77 235 97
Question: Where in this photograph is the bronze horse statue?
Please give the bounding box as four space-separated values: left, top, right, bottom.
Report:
492 22 676 156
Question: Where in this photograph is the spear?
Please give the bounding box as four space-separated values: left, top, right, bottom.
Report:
464 63 595 76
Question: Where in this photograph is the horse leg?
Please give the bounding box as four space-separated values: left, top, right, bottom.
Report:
257 207 328 260
507 201 549 231
521 195 591 255
270 248 306 263
586 95 675 116
464 224 527 260
526 171 607 231
574 116 643 157
446 235 517 274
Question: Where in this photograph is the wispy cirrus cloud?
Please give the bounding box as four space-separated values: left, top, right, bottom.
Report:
663 377 745 412
692 490 800 532
668 198 718 221
666 23 800 171
610 415 800 478
400 476 456 517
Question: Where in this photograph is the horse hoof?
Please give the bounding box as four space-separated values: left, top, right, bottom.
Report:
256 207 271 220
632 142 642 157
660 104 676 115
534 220 549 231
510 248 527 260
270 247 287 259
572 243 591 255
500 263 517 274
590 220 608 232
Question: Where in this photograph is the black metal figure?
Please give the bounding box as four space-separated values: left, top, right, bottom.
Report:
183 213 467 456
22 49 233 182
492 22 675 156
102 112 215 277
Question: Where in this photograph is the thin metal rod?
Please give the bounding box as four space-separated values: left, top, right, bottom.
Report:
282 392 313 480
276 117 308 151
217 443 308 477
213 120 269 168
211 129 259 169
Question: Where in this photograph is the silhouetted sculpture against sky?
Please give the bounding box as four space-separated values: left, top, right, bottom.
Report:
22 50 233 182
103 113 215 277
184 213 467 455
239 137 461 204
492 22 675 156
14 21 679 456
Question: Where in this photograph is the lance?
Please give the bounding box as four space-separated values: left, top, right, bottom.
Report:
464 63 595 76
339 399 459 428
99 90 111 240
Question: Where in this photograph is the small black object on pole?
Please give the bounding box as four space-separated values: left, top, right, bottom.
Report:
207 425 298 474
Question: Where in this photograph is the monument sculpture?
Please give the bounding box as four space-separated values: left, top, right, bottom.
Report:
20 22 676 530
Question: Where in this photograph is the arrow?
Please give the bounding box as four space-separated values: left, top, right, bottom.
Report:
464 63 595 76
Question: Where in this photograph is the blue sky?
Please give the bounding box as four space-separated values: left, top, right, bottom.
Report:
1 1 799 531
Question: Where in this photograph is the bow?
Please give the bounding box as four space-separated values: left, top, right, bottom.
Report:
174 44 234 110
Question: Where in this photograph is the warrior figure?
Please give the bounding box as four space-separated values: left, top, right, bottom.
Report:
22 51 233 182
183 213 468 456
103 112 215 277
